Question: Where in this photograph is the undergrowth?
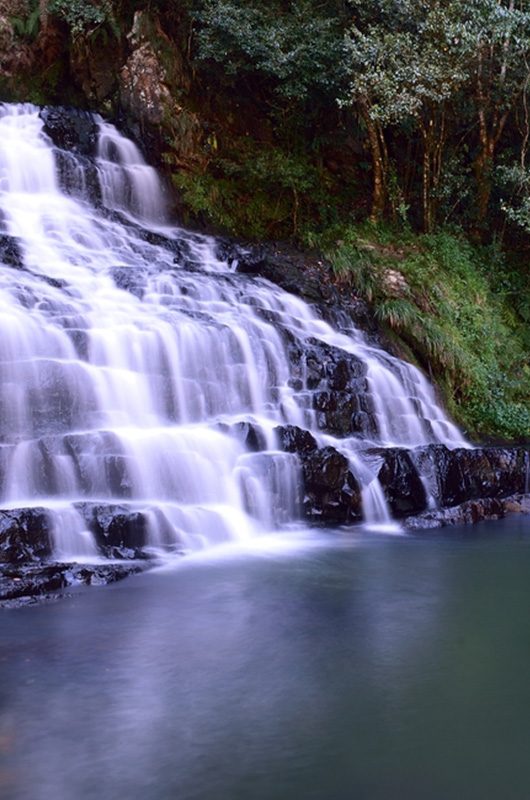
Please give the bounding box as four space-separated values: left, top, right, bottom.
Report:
172 138 351 239
312 225 530 441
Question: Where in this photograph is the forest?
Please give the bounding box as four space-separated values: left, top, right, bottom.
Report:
1 0 529 440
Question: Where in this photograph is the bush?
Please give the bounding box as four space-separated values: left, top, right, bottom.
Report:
172 142 346 239
49 0 118 38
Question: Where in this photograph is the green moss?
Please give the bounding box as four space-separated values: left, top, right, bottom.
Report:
320 225 530 441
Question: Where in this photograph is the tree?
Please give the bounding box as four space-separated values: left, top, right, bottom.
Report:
456 0 530 226
194 0 348 103
343 1 469 229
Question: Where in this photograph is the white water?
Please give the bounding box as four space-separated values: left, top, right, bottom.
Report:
0 103 466 557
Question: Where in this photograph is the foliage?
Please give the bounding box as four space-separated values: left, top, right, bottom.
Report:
498 164 530 231
171 141 348 238
11 2 40 40
49 0 118 38
193 0 348 101
343 1 468 125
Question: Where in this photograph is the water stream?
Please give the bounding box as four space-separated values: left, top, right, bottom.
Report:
0 103 467 558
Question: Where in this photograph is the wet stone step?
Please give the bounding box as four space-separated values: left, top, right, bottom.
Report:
0 561 149 608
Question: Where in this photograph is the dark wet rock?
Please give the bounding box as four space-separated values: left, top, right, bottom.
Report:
282 336 376 438
414 445 528 507
74 503 154 559
368 448 428 517
275 426 362 523
0 508 53 564
0 561 148 608
218 239 377 335
404 493 530 531
0 233 23 267
38 273 68 290
275 424 317 454
218 421 269 452
301 445 362 523
66 328 90 360
363 444 527 522
40 107 98 156
63 432 135 498
313 391 377 438
303 338 368 388
111 266 146 299
233 246 327 305
54 149 101 205
313 391 356 436
115 227 199 272
140 229 195 264
287 337 367 389
3 240 70 291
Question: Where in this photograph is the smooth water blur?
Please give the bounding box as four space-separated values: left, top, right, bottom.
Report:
0 103 467 552
1 517 530 800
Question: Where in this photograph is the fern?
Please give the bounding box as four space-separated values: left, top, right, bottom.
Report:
11 5 40 40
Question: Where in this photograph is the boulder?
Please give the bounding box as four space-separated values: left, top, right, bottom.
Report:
298 338 368 390
367 445 527 524
301 446 362 523
0 233 23 267
414 445 528 507
0 561 147 608
403 495 529 530
275 424 317 454
40 107 98 156
313 391 376 438
275 426 362 523
74 503 152 559
281 335 376 438
0 508 53 564
369 448 428 517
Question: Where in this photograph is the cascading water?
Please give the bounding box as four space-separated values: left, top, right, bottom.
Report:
0 103 467 560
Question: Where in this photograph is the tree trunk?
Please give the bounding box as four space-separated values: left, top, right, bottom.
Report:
474 42 511 230
420 110 446 234
39 0 49 33
360 100 386 223
473 144 494 226
421 127 432 233
474 121 505 228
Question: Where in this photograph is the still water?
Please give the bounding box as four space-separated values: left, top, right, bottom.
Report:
1 518 530 800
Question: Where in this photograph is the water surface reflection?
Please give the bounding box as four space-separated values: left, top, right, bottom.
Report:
1 520 530 800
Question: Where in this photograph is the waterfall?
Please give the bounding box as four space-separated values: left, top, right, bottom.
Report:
0 103 467 559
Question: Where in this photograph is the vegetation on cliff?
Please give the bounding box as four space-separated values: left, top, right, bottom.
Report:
0 0 529 440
